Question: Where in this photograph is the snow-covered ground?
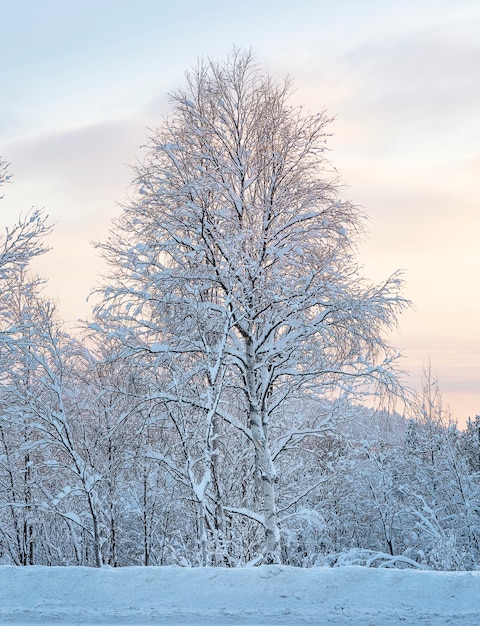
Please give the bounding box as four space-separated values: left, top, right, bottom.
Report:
2 564 479 625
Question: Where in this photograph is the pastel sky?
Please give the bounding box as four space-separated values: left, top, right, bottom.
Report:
1 0 479 423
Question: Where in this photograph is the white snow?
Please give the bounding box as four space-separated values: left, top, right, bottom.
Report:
1 564 479 625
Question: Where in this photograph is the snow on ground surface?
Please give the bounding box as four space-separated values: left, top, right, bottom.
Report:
1 564 480 625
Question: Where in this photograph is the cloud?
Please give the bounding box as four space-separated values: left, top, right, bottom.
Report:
335 18 480 158
4 119 147 222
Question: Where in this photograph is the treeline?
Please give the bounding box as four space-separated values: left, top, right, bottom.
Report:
0 276 478 570
1 52 479 569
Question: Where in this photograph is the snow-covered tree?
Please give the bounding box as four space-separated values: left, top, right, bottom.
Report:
0 159 55 564
93 50 408 564
0 156 10 192
462 415 480 474
0 160 51 284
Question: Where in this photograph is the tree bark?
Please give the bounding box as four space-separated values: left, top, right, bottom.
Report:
245 337 280 563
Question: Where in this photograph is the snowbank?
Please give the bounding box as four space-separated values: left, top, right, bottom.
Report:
1 564 479 624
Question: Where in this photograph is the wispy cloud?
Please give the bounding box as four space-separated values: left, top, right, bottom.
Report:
5 119 146 221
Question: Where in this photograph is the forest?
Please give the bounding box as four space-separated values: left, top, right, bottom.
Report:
1 51 479 571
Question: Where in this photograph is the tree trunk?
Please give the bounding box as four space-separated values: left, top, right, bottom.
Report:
143 464 150 566
245 338 281 564
86 492 103 568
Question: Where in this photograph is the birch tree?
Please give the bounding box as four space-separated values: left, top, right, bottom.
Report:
94 50 408 564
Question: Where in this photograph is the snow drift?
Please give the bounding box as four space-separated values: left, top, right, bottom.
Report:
2 564 480 625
